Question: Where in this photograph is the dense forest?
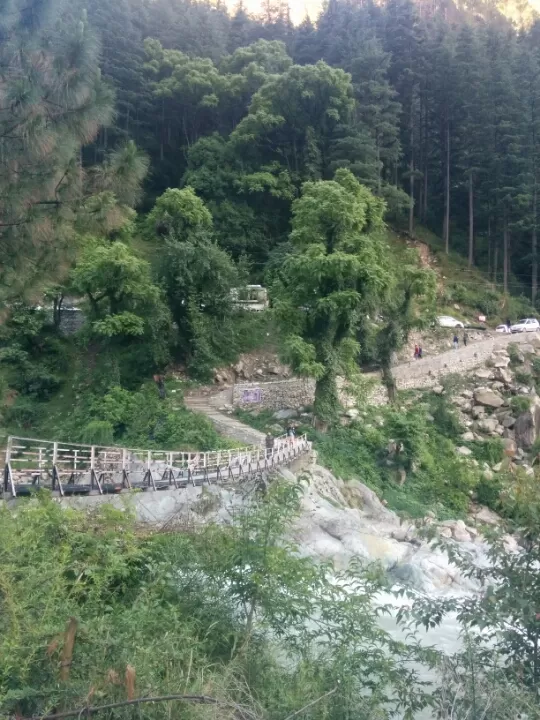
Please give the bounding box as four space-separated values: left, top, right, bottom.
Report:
4 0 540 300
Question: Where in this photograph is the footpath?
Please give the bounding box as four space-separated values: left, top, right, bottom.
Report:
184 393 265 446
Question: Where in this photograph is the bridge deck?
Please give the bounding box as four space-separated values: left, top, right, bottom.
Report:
3 435 311 498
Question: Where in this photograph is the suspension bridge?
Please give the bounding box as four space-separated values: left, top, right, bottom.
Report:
3 434 311 498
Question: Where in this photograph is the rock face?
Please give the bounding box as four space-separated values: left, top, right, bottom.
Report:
474 387 504 408
289 465 485 594
514 397 540 450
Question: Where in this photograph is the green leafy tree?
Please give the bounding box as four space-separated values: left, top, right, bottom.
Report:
71 240 171 369
276 169 389 423
375 257 436 403
148 188 239 378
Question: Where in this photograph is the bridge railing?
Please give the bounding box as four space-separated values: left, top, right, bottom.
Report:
3 434 310 497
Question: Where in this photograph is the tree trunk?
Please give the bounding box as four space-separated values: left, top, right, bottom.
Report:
468 171 474 267
382 364 397 405
503 218 509 295
493 239 498 288
314 368 340 425
533 186 538 303
408 121 414 236
443 123 450 254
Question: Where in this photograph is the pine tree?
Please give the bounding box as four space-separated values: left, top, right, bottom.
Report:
515 42 540 302
0 0 114 296
453 23 487 267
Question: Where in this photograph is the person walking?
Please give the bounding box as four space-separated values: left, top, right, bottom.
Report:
414 344 419 360
286 423 295 445
418 345 423 359
453 334 459 350
463 331 468 347
265 433 275 459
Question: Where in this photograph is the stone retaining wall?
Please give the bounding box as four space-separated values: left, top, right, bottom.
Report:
232 378 315 411
366 332 540 405
232 334 539 410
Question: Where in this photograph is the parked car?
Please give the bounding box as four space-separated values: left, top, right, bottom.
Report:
495 324 511 333
510 318 540 333
437 315 465 329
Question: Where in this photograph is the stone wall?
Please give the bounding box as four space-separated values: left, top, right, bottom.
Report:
366 332 540 405
59 308 85 335
232 334 539 410
232 378 315 411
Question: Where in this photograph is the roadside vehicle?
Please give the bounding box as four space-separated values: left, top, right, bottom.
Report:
437 315 465 329
510 318 540 333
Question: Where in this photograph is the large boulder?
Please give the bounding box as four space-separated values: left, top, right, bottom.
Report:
502 438 517 457
474 387 504 408
477 417 500 434
494 367 513 385
514 397 540 450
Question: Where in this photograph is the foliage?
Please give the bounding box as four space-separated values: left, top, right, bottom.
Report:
374 255 437 402
0 305 68 400
407 470 540 693
0 484 434 719
315 400 478 517
147 188 241 379
71 239 172 372
275 169 389 422
510 395 531 414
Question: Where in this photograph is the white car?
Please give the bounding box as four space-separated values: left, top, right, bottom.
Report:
495 324 511 333
437 315 464 329
511 318 540 333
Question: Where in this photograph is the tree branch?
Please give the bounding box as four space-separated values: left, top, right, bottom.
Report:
21 694 260 720
282 686 339 720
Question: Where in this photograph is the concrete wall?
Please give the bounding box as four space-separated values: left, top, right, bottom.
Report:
232 378 315 411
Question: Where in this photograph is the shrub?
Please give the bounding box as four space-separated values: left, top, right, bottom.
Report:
507 343 523 365
470 437 504 465
3 397 43 429
510 396 531 414
514 370 533 387
82 420 115 445
475 475 503 510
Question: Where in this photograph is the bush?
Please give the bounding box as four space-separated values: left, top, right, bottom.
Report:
470 437 504 465
507 343 523 365
510 396 531 414
3 397 43 429
82 420 115 445
475 475 503 510
514 370 533 387
315 403 478 518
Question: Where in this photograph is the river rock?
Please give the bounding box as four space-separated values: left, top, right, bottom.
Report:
471 505 501 526
461 431 475 442
502 438 517 457
273 409 298 420
456 446 472 456
491 354 511 368
474 388 504 408
475 368 494 381
471 405 486 419
514 397 540 450
494 367 513 384
477 417 500 433
502 414 516 428
521 343 535 356
452 520 471 543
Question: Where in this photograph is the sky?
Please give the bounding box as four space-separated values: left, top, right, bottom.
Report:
228 0 540 26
